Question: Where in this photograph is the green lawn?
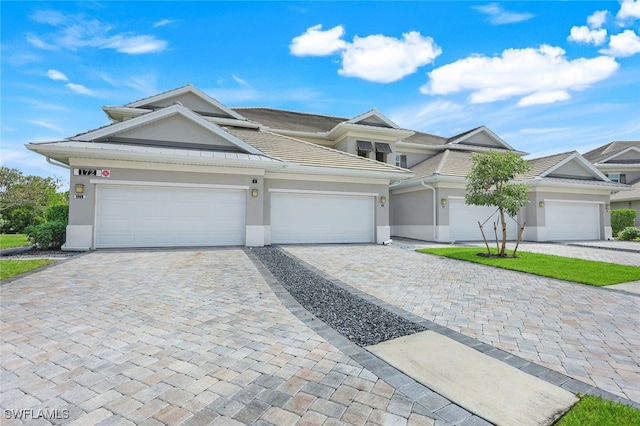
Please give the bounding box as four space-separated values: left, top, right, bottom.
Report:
417 248 640 286
556 395 640 426
0 259 55 280
0 234 30 250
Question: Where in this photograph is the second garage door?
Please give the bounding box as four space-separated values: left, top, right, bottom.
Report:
270 192 374 244
449 199 517 241
545 201 600 240
95 185 245 248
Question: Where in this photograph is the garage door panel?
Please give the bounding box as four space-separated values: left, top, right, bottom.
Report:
545 202 599 240
271 193 374 244
96 185 245 248
449 200 517 241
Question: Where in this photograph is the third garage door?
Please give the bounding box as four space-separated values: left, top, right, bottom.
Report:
270 192 374 244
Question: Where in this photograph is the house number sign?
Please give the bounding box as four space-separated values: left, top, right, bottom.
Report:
73 169 110 177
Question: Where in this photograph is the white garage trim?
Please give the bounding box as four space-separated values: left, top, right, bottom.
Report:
544 200 600 241
94 184 245 248
90 179 249 190
268 188 379 197
270 192 375 244
448 198 517 242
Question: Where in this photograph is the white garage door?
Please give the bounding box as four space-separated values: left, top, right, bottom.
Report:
545 201 599 241
95 185 245 248
271 192 374 244
449 199 517 241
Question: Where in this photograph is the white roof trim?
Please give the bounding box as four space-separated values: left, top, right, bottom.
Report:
596 146 640 164
347 109 400 129
540 152 609 181
448 126 516 151
126 85 247 121
72 104 265 156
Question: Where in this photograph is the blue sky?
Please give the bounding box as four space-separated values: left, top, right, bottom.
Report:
2 1 640 185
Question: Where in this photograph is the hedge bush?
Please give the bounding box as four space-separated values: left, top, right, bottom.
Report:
25 221 66 249
611 209 637 236
618 227 640 241
45 204 69 223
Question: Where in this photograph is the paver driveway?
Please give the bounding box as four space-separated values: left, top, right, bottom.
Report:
0 250 439 425
284 245 640 404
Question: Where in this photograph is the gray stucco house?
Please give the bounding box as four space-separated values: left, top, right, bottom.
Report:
26 85 630 249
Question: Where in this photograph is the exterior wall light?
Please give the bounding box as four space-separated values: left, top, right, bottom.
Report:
75 184 85 194
441 198 447 207
539 201 545 208
251 189 259 197
605 204 610 211
380 196 387 205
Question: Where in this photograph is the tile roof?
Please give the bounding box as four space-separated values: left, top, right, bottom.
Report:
582 141 640 163
224 127 410 174
410 150 474 179
446 126 483 143
403 131 447 146
232 108 346 133
611 181 640 201
517 151 575 180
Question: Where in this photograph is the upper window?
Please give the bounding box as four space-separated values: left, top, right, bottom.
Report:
395 154 407 168
356 140 374 158
607 173 626 183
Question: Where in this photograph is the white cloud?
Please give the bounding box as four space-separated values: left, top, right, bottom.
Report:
617 0 640 20
567 26 607 45
27 119 65 133
46 69 68 81
339 31 441 83
474 3 534 24
232 74 250 88
153 19 173 28
290 24 347 56
103 35 167 54
290 25 441 83
28 10 168 55
600 29 640 57
587 10 608 29
421 45 619 107
66 83 94 95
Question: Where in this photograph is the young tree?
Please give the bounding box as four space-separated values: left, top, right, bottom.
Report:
465 151 531 256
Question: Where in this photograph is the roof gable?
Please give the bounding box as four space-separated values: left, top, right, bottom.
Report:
74 104 263 155
447 126 515 151
126 85 246 120
526 151 609 181
347 109 399 129
583 141 640 163
599 146 640 164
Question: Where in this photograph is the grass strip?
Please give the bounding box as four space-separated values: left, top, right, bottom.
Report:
0 234 30 250
556 395 640 426
417 248 640 286
1 259 55 280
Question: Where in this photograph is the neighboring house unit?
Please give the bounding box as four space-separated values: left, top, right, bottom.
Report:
26 84 630 249
584 141 640 226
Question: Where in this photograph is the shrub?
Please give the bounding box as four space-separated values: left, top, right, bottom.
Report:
45 204 69 223
611 209 637 236
618 227 640 241
25 221 66 249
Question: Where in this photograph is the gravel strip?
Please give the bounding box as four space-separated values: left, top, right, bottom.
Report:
251 246 426 346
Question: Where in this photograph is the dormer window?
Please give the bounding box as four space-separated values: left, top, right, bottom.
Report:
607 173 626 183
375 143 392 163
357 140 374 158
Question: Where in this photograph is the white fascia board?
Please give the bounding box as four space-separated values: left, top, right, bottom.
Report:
396 141 442 152
265 172 388 185
277 163 413 180
73 104 265 156
102 106 151 122
439 144 528 156
326 122 414 140
594 163 640 170
541 152 610 181
523 178 632 191
202 116 260 129
389 174 466 190
126 85 248 121
27 142 287 171
598 146 640 164
69 157 267 176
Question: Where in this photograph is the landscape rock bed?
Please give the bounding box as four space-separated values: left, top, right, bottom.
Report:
251 246 426 347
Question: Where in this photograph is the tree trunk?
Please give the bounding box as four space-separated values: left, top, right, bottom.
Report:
513 222 526 257
478 221 491 255
499 208 507 256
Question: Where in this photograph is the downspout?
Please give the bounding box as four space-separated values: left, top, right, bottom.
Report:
421 181 437 241
46 157 70 169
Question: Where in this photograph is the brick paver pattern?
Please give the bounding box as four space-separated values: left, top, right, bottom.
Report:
1 250 438 425
285 245 640 404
